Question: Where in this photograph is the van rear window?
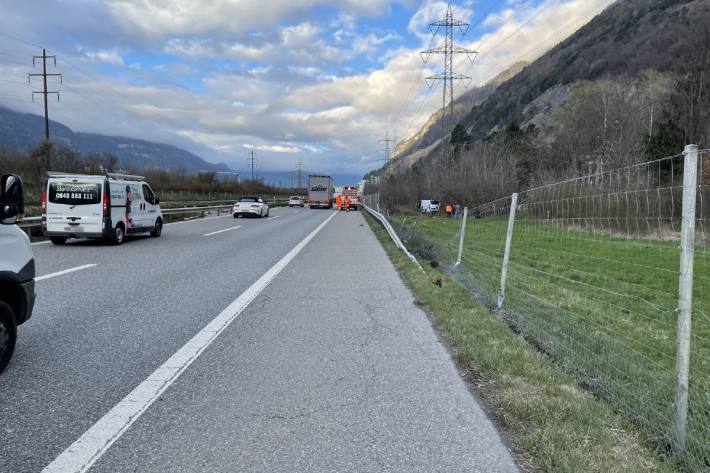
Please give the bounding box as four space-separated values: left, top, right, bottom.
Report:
49 182 102 205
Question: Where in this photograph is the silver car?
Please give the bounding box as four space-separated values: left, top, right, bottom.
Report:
288 196 304 207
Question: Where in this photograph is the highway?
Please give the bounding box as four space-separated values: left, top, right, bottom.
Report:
0 207 518 472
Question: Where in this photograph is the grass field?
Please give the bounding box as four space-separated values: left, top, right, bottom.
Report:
393 213 710 471
364 211 677 472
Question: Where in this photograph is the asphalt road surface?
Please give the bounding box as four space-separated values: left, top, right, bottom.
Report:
0 207 518 472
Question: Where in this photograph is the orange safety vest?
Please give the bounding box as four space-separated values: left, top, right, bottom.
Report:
446 205 453 214
336 196 342 207
344 196 351 208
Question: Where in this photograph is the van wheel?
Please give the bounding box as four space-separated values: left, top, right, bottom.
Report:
0 302 17 374
113 224 125 245
50 236 67 245
151 219 163 237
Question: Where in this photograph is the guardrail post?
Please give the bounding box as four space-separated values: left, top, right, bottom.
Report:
454 207 468 268
674 144 698 453
497 193 518 310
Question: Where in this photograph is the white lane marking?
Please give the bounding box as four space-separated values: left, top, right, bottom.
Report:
164 214 231 226
31 240 51 246
203 225 242 237
42 210 338 473
293 210 300 214
36 264 97 281
267 215 281 220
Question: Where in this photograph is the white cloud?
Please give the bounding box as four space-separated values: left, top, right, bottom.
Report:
107 0 393 37
408 1 473 42
244 144 301 153
165 21 397 65
83 49 125 66
0 0 614 176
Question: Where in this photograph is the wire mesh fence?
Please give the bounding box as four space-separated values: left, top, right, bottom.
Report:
367 146 710 471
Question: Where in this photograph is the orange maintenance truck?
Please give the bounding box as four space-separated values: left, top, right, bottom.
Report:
341 186 360 210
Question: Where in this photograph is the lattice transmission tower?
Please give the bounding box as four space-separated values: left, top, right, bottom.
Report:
420 3 477 157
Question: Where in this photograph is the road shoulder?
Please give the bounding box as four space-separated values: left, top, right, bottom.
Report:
89 210 520 472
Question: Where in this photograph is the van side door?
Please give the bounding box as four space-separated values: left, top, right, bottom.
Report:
142 184 158 228
126 184 144 230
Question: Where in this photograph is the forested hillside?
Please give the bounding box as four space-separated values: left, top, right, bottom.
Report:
369 0 710 209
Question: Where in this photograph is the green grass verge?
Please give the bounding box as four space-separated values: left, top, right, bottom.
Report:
393 214 709 470
364 211 677 473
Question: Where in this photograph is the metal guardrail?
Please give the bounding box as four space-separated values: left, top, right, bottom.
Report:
362 203 423 272
18 199 290 230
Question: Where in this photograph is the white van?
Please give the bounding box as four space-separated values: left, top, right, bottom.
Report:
43 172 163 245
420 200 440 213
0 174 36 373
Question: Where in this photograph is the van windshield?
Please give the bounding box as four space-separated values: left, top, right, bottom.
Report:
49 182 102 206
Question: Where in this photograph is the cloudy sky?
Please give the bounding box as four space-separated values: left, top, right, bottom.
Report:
0 0 613 177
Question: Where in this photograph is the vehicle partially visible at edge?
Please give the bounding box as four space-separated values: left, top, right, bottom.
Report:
233 197 270 218
0 174 36 373
43 172 163 245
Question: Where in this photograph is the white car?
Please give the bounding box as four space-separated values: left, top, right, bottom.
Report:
288 196 304 207
233 197 269 218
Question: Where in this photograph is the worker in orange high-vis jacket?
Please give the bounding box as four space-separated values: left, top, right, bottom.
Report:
344 195 351 212
335 194 342 210
445 203 453 217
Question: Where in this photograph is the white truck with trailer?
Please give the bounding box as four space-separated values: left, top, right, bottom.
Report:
43 172 163 245
0 174 36 373
308 175 334 209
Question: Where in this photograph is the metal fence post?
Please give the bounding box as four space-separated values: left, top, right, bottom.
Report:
497 193 518 310
454 207 468 268
674 144 699 453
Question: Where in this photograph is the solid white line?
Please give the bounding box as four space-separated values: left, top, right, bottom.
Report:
36 264 97 281
203 225 242 237
164 214 231 226
31 240 51 246
41 210 338 473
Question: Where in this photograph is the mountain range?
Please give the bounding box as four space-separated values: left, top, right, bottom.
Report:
0 106 231 173
378 0 710 174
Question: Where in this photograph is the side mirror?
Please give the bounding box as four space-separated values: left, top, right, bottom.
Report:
0 174 24 225
155 196 160 205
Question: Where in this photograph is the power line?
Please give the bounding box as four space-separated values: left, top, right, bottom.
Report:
0 77 29 86
479 1 550 58
28 48 62 141
296 159 304 188
390 0 508 142
382 10 584 177
248 149 256 181
0 32 43 49
421 2 477 160
0 92 32 102
471 0 532 55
